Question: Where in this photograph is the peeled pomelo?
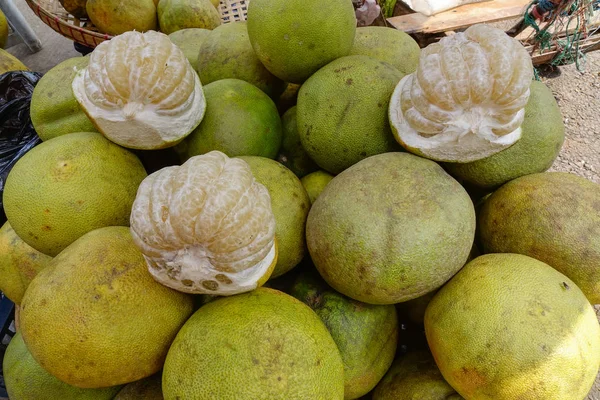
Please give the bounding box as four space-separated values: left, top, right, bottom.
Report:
290 269 398 399
0 48 27 74
0 222 52 304
307 152 475 304
168 28 210 68
297 55 404 174
130 151 278 295
19 227 195 388
0 9 8 48
247 0 357 83
180 79 282 159
425 254 600 399
349 26 420 75
389 24 534 163
163 287 345 399
197 21 284 99
3 332 123 400
157 0 220 34
86 0 156 35
277 106 318 178
114 374 162 400
31 57 97 141
238 156 310 278
72 31 206 150
3 132 147 256
443 80 564 188
301 170 334 205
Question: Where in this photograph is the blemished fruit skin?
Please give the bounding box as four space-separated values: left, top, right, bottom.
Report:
3 332 122 400
290 270 398 399
158 0 220 34
444 81 565 189
86 0 157 35
478 172 600 304
31 57 97 141
349 26 420 75
0 48 27 73
3 132 147 256
247 0 357 84
19 227 195 389
239 156 310 278
114 374 163 400
277 106 318 178
307 152 476 304
297 55 404 174
425 253 600 400
168 28 211 68
162 288 345 399
301 170 334 205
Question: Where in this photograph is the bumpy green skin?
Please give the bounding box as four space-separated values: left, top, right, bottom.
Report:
180 79 282 160
349 26 420 75
247 0 356 83
297 55 404 174
31 57 97 141
290 270 398 400
158 0 220 34
478 172 600 304
372 351 462 400
168 28 211 68
86 0 157 35
444 81 565 189
277 106 318 178
306 152 476 304
3 332 122 400
114 374 163 400
239 156 310 278
197 22 284 99
163 288 345 399
301 170 334 205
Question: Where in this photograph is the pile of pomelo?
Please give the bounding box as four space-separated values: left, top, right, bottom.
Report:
1 0 599 399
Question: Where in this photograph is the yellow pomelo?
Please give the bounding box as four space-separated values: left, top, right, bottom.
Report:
0 222 52 304
86 0 157 35
114 374 163 400
168 28 210 68
239 156 310 278
301 170 334 205
20 227 195 388
158 0 220 34
0 48 27 74
277 106 318 178
4 132 147 256
247 0 356 84
425 254 600 400
0 9 8 49
349 26 420 75
478 172 600 304
163 287 345 399
59 0 88 18
31 57 97 141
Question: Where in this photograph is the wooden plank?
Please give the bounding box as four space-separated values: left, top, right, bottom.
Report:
387 0 531 34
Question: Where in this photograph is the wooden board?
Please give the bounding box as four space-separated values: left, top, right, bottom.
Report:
387 0 531 34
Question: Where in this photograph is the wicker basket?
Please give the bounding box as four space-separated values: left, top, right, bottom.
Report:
24 0 249 48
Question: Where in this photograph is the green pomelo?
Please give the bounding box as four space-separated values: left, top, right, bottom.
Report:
197 21 284 99
290 270 398 399
297 55 404 174
277 106 318 178
3 332 122 400
372 351 463 400
349 26 420 75
19 227 194 388
168 28 210 68
0 9 9 48
478 172 600 304
425 254 600 399
239 156 310 278
162 288 345 399
59 0 88 18
4 132 147 256
86 0 157 35
158 0 220 34
114 374 163 399
247 0 356 83
0 48 27 74
306 152 475 304
277 82 301 115
301 170 334 205
444 81 565 189
31 57 97 141
179 79 282 160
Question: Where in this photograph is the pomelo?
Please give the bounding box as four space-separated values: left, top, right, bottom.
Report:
114 374 163 400
157 0 220 34
168 28 210 68
0 9 8 49
239 156 310 278
349 26 420 75
277 83 301 114
197 21 284 99
59 0 88 18
297 55 403 174
3 132 147 256
30 57 97 141
0 48 27 74
478 172 600 304
162 287 345 399
306 152 475 304
19 227 195 388
180 79 282 160
425 253 600 399
277 106 318 178
301 170 334 205
247 0 357 83
86 0 157 35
